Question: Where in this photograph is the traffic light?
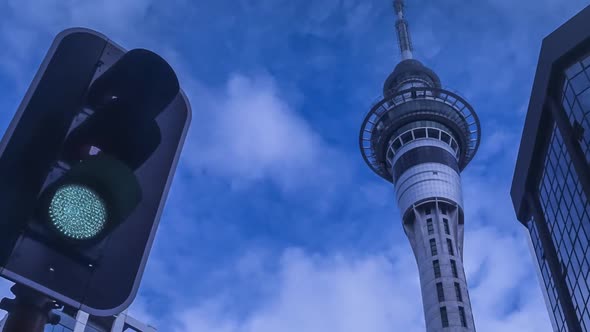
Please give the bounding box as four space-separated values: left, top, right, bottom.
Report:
0 28 191 316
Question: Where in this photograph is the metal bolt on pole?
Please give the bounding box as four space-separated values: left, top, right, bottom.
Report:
0 284 61 332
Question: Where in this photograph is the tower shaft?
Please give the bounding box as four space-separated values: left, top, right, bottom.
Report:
393 137 475 331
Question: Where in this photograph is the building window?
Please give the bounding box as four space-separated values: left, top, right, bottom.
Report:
454 282 463 301
427 128 439 138
440 307 449 327
392 138 402 150
425 206 431 215
537 122 590 327
430 239 437 256
414 128 427 138
443 218 450 235
440 206 447 215
433 260 441 278
427 218 434 235
401 131 413 144
459 306 467 327
441 131 451 144
447 239 454 256
451 259 458 278
437 282 445 302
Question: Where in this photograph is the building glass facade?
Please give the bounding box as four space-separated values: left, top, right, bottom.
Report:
523 51 590 332
43 312 104 332
511 5 590 332
0 310 154 332
44 312 101 332
563 54 590 161
528 215 569 332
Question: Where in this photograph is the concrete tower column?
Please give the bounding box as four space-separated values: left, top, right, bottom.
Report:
393 140 475 331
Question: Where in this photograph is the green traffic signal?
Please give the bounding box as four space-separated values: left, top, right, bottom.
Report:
41 154 142 243
48 184 107 240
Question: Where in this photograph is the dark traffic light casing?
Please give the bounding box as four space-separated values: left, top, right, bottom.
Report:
0 28 191 316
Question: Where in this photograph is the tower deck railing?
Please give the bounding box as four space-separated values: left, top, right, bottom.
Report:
360 87 481 181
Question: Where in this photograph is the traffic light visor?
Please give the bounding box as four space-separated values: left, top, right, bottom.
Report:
86 48 179 119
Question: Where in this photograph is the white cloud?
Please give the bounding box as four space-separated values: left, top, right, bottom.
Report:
0 279 13 299
182 73 346 193
1 0 353 194
173 248 424 332
473 128 521 167
0 279 13 321
465 227 552 332
128 296 158 326
0 0 155 90
154 225 551 332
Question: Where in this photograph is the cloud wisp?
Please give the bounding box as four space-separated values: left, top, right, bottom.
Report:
139 226 551 332
182 74 345 193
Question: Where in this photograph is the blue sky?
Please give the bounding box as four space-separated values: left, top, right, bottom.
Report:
0 0 589 331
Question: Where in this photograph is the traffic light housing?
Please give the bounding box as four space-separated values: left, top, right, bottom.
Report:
0 28 191 315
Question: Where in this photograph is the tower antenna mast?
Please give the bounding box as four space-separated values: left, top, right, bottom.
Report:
393 0 414 60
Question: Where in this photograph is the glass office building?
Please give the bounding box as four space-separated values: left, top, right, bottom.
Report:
0 308 155 332
512 4 590 332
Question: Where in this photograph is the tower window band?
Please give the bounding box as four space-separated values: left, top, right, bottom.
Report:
430 238 438 256
459 306 467 327
440 307 449 327
447 238 455 256
455 282 463 301
427 218 434 235
451 259 458 278
387 126 461 159
436 282 445 302
443 218 450 235
433 259 441 278
392 146 459 181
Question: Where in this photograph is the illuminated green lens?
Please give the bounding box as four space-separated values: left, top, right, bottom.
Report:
48 184 107 240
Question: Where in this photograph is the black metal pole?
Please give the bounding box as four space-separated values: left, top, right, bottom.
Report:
0 284 60 332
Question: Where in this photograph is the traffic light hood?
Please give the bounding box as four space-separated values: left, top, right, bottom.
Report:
86 49 180 119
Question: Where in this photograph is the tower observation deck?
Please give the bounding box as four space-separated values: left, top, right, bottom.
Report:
359 1 481 331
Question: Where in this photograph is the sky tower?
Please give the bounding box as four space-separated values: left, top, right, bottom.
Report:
359 1 481 331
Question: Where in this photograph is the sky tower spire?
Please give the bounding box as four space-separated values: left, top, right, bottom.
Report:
393 0 414 60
